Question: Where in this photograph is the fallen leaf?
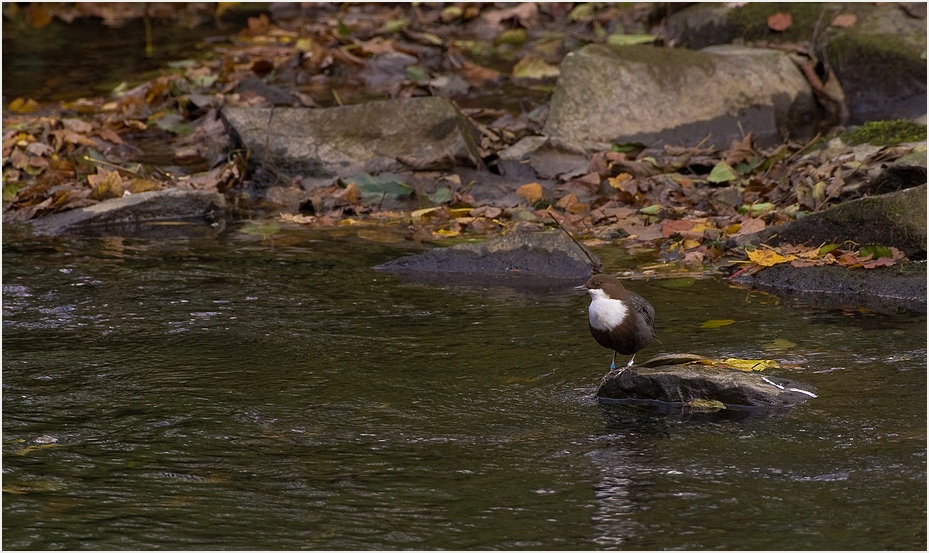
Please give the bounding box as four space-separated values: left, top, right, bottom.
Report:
686 398 726 410
516 182 543 204
722 358 779 371
708 161 738 183
746 248 796 267
731 217 765 236
830 13 857 28
767 12 792 32
511 55 559 79
701 319 735 329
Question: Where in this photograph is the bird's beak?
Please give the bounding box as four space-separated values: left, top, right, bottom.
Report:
574 284 588 292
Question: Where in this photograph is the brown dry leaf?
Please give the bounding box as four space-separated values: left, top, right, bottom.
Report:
516 182 543 204
459 60 503 85
731 217 765 236
724 132 757 166
469 205 503 219
61 118 94 133
662 219 698 239
126 178 163 194
88 169 125 200
830 13 857 28
767 12 792 31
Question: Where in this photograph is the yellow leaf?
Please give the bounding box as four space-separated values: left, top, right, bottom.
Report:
434 228 460 237
701 319 735 329
746 248 796 267
608 173 632 188
686 398 726 410
722 358 779 371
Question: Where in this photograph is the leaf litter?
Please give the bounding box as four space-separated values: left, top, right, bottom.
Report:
2 3 923 280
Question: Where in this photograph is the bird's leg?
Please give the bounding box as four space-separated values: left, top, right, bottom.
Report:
610 350 616 371
626 353 636 369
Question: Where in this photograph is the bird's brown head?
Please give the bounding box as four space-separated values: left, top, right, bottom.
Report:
576 274 627 299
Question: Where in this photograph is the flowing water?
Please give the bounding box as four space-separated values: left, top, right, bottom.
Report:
3 227 926 550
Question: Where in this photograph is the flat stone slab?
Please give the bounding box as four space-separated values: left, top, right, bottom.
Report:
29 188 226 237
223 97 482 181
374 231 600 281
543 44 819 150
597 354 817 410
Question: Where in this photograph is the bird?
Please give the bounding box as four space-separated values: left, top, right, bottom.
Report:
577 274 659 373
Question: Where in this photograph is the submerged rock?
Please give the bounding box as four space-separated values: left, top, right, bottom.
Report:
596 354 816 409
543 44 819 151
222 97 482 183
30 188 226 237
374 231 600 281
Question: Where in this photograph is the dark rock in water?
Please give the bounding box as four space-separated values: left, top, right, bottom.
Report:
29 188 226 237
725 184 927 312
374 231 600 282
596 354 816 410
731 261 927 313
222 97 482 183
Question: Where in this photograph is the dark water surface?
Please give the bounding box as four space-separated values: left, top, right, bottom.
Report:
3 228 926 550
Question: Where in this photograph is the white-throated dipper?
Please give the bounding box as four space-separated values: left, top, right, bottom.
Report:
577 274 658 373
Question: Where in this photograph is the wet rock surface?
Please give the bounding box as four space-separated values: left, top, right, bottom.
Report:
222 97 483 183
596 354 817 410
374 231 599 282
732 261 927 313
29 188 226 237
542 44 819 151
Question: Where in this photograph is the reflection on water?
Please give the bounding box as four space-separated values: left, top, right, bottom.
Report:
3 228 926 550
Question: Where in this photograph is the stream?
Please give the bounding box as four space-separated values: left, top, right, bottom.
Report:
3 226 925 550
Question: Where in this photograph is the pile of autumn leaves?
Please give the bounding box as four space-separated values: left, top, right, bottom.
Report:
1 4 917 277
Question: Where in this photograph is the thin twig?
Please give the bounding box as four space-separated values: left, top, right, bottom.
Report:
547 209 603 274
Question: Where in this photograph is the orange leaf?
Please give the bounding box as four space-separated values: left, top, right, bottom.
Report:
830 13 857 28
767 12 792 32
516 182 543 204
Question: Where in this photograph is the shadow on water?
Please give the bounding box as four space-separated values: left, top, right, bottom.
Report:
2 227 926 550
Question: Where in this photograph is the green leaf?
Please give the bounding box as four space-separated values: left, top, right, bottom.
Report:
406 66 427 83
660 277 696 288
819 243 840 255
737 202 775 216
611 142 645 153
708 161 738 183
568 3 596 20
639 204 660 215
860 244 893 259
342 172 412 203
496 28 526 45
606 33 656 46
427 187 453 205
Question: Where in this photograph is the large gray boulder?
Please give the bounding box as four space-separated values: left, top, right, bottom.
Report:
30 188 226 237
542 44 819 151
222 97 483 183
666 3 927 124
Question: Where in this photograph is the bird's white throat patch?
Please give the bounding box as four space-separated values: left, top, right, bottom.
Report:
587 288 628 331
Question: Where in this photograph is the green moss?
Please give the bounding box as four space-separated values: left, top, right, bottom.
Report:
843 120 927 146
734 2 836 42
